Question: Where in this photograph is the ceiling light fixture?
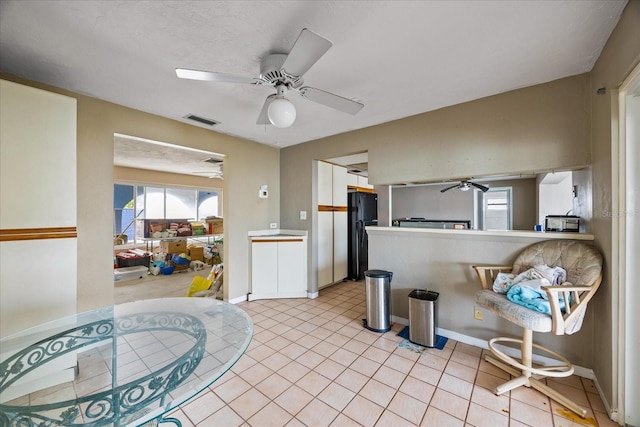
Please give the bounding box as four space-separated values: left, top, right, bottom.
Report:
268 85 296 128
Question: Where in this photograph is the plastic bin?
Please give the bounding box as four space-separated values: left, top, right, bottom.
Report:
114 266 148 282
364 270 393 332
408 289 439 347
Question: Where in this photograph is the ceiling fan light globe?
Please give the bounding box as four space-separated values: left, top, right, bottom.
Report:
268 97 296 128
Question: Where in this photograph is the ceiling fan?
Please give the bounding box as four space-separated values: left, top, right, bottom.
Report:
440 180 489 193
175 28 364 128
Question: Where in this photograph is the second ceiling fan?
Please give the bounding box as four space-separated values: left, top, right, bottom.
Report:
440 180 489 193
176 28 364 128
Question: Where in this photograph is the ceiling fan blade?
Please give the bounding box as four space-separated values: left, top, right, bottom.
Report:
281 28 332 77
299 87 364 115
176 68 260 84
470 182 490 192
440 184 459 193
256 94 276 125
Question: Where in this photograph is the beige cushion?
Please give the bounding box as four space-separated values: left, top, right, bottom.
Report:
475 290 553 332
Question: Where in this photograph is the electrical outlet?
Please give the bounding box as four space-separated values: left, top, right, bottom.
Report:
474 308 483 321
270 223 277 229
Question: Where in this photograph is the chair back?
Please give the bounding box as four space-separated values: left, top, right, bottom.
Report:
512 240 602 287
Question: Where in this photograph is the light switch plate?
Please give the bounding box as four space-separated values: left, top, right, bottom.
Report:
300 210 307 220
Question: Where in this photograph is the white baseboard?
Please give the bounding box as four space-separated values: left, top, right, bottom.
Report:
227 294 247 304
307 291 319 299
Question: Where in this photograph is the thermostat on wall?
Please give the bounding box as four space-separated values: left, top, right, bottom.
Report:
259 185 268 198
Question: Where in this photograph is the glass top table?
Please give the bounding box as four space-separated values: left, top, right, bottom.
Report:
0 298 253 426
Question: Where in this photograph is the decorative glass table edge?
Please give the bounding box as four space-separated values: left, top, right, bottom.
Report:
0 298 253 427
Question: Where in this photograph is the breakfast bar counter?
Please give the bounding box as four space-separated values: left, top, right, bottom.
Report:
364 226 596 367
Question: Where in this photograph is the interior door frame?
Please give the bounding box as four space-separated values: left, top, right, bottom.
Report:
611 61 640 426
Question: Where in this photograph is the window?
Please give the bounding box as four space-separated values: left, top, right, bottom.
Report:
475 187 512 230
114 184 221 243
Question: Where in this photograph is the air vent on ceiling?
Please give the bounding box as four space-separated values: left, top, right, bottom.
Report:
184 114 219 126
203 157 223 164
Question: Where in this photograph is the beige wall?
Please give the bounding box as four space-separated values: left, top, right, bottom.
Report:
588 0 640 407
282 73 592 294
1 73 281 308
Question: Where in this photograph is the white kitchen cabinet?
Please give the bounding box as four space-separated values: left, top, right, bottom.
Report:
317 161 348 288
0 79 77 397
1 80 77 336
250 234 307 300
348 172 374 192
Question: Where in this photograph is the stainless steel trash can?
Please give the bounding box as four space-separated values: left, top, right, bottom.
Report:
408 289 439 347
364 270 393 332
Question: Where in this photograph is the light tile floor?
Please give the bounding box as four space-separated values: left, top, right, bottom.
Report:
114 275 617 427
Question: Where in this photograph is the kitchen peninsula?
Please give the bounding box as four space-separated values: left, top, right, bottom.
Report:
366 226 596 367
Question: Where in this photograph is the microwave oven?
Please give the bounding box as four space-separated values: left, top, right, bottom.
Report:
545 215 580 232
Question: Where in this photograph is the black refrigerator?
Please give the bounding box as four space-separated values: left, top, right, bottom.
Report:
348 192 378 280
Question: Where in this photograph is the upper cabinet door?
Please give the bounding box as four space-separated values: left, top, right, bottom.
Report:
347 173 358 187
1 80 77 229
318 161 333 206
357 175 373 189
332 165 348 207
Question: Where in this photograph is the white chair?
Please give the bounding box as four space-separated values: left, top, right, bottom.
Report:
473 240 603 418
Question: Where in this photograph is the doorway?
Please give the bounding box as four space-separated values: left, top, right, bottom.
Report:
475 187 513 231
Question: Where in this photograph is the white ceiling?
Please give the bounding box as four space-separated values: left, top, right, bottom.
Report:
114 134 224 178
0 0 626 152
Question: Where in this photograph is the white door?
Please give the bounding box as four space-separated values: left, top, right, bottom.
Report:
317 211 334 287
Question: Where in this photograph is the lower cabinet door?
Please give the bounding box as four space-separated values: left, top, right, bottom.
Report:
251 241 278 296
277 240 305 295
333 210 348 282
318 211 334 287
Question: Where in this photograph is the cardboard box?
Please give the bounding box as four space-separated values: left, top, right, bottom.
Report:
206 218 223 235
188 247 204 262
135 219 167 238
159 240 187 254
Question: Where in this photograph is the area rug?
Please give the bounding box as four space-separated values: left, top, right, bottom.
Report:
396 326 448 352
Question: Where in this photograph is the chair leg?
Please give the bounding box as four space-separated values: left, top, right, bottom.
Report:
486 329 588 418
529 378 588 418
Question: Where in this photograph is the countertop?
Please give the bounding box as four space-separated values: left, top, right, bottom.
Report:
248 229 308 239
366 226 594 241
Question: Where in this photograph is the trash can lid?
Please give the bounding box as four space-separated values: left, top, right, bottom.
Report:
365 269 393 278
408 289 439 300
